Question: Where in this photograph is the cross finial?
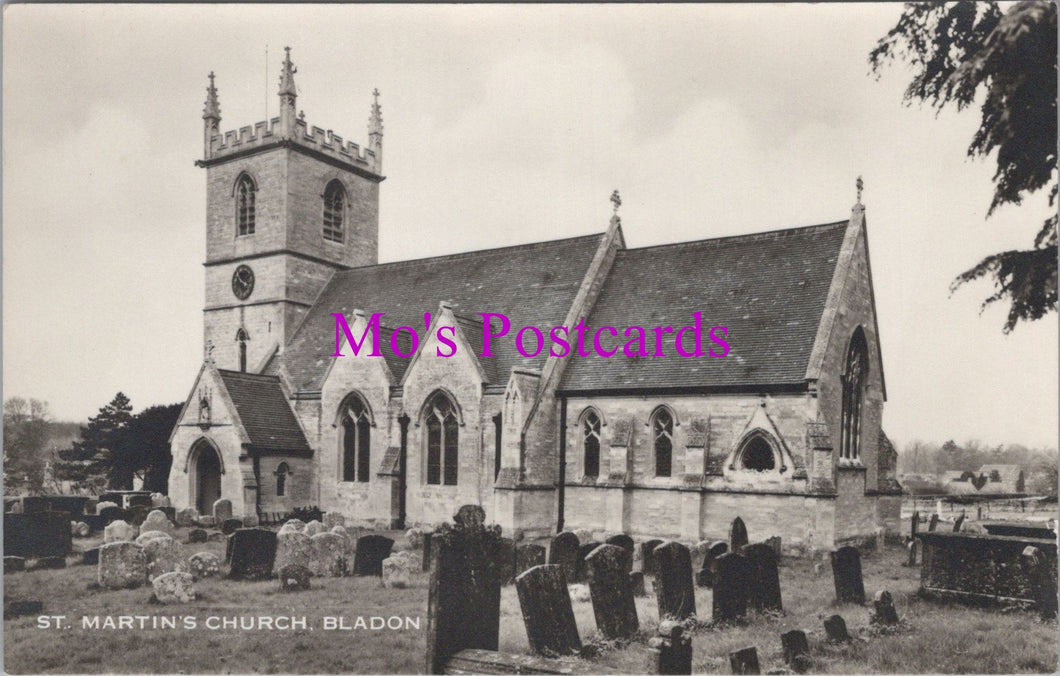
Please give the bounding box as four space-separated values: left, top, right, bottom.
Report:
373 87 380 100
204 340 215 364
208 71 215 86
610 190 622 216
856 175 864 205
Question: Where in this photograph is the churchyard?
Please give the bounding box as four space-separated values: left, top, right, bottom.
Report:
3 498 1057 674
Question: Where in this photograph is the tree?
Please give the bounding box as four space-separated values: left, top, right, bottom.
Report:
3 397 51 493
55 392 133 489
114 403 182 492
870 1 1057 332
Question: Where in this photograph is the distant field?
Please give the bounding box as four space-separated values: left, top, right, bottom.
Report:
3 526 1057 674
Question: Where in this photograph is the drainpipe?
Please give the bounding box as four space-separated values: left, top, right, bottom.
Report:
557 395 567 533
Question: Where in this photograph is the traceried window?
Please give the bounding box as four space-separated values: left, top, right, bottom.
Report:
652 408 674 477
737 434 777 471
425 391 459 486
275 462 289 497
236 328 249 372
235 173 256 236
582 409 601 477
840 327 869 461
322 180 346 243
340 394 372 482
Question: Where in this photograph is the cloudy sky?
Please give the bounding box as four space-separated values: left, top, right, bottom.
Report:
3 4 1056 449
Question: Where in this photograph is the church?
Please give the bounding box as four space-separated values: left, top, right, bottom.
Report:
167 50 901 553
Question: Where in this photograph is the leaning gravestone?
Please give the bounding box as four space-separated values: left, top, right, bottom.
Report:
575 541 602 582
548 531 580 583
640 538 664 576
729 516 749 552
309 532 348 577
143 536 189 582
515 543 546 576
228 528 277 580
696 540 728 587
213 498 233 521
928 514 939 532
712 551 749 623
630 570 647 597
830 546 866 604
497 537 516 585
153 572 195 604
872 590 900 625
188 528 208 544
1021 546 1058 620
98 541 148 589
353 534 395 576
424 505 505 674
729 646 760 675
952 514 965 532
515 564 582 656
104 519 138 544
585 544 639 640
654 541 696 621
781 629 811 673
275 531 311 570
605 533 636 572
743 542 782 612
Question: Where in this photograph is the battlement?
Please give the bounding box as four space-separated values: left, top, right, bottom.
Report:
206 115 380 175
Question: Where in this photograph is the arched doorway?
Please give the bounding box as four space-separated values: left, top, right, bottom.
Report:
192 441 223 515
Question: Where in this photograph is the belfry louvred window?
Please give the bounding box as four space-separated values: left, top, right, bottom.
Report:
323 180 346 243
235 174 256 236
840 327 869 461
425 391 459 486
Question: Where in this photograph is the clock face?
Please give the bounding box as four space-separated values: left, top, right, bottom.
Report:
232 265 255 300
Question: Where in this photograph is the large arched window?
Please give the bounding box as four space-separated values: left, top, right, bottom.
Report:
652 407 674 477
322 180 346 243
581 409 601 477
736 433 778 472
340 394 372 482
840 327 869 461
235 173 256 236
425 391 459 486
275 462 290 497
236 328 249 372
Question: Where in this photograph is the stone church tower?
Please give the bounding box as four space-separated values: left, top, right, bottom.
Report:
197 47 384 373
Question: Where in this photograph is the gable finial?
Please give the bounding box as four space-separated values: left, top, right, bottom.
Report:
203 71 220 121
856 175 864 205
610 189 622 217
368 88 384 172
204 339 215 365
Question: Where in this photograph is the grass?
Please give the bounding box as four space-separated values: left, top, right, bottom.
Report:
4 525 1057 674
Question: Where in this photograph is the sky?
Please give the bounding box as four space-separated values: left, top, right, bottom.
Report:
3 4 1057 450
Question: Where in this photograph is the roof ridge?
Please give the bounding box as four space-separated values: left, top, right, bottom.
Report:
217 369 282 382
337 232 606 274
623 220 849 254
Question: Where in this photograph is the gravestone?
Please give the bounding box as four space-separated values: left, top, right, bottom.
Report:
781 629 811 673
497 537 516 585
353 534 395 576
176 507 198 527
648 620 692 676
73 521 90 538
823 614 851 642
143 536 188 581
188 528 208 544
4 601 43 619
213 499 232 521
422 529 434 571
548 531 580 583
515 564 581 656
81 548 99 566
323 512 346 529
906 540 919 567
953 514 965 532
382 555 411 588
95 501 118 514
406 527 424 549
1021 545 1058 619
98 506 126 525
712 552 749 623
764 535 781 558
309 532 349 577
136 530 171 546
729 517 749 552
585 544 639 639
640 538 664 576
872 590 899 625
742 542 782 612
228 528 278 580
305 520 326 537
729 646 760 675
696 540 728 588
283 518 306 532
4 556 26 573
37 556 66 569
3 512 71 558
830 546 865 604
630 570 647 597
221 518 243 535
151 492 170 508
198 515 217 527
605 533 635 573
928 514 939 532
575 541 602 582
279 564 311 591
573 528 593 544
98 541 148 589
654 541 696 621
153 571 195 604
424 506 505 674
127 494 153 508
515 543 546 576
910 510 919 539
103 519 138 544
188 551 221 579
126 505 151 527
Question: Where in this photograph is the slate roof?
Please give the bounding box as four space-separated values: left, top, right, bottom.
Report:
277 234 605 391
559 221 848 392
216 369 312 453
